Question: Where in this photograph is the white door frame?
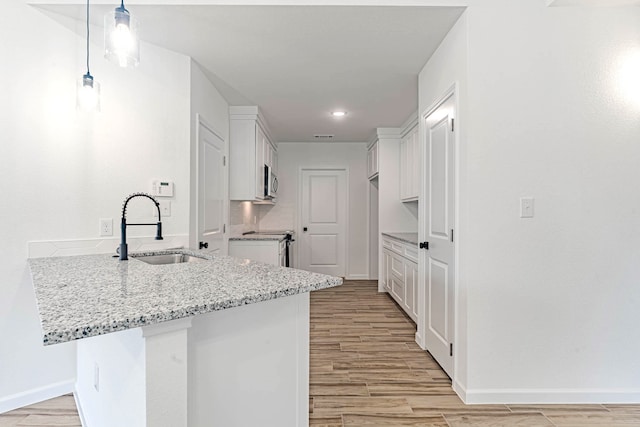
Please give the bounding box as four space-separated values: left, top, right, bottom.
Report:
192 113 228 254
297 167 350 278
417 83 460 382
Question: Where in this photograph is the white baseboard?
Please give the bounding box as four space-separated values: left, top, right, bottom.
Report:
414 332 425 350
345 274 370 280
453 379 467 402
73 388 87 427
463 388 640 404
0 380 75 414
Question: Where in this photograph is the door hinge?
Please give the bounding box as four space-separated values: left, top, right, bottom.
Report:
450 343 453 357
451 229 454 243
223 156 226 166
451 118 455 132
419 241 429 250
223 224 226 233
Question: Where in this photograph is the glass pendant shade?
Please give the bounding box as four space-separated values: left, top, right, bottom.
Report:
104 5 139 68
77 73 101 112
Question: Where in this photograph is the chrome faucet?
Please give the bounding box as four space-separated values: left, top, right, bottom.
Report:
119 192 163 261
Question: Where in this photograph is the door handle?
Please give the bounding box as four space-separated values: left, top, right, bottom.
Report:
419 241 429 250
303 227 308 232
199 241 209 249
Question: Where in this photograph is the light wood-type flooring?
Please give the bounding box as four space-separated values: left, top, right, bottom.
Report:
0 394 80 426
309 280 640 427
2 280 640 426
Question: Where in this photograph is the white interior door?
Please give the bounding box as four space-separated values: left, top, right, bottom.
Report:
299 169 347 277
423 94 456 378
197 118 226 254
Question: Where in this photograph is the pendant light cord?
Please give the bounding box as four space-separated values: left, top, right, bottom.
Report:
86 0 90 75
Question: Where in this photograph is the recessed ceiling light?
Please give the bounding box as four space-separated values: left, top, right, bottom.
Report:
331 111 347 117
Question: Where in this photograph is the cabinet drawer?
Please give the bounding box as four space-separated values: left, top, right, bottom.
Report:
382 239 392 250
390 241 404 255
390 254 404 279
403 245 419 263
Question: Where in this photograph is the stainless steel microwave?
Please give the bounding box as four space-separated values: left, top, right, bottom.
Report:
264 165 278 199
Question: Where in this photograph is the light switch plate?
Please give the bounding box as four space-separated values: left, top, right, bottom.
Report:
520 197 534 218
153 200 171 217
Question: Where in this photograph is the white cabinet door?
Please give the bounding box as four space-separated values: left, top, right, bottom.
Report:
255 125 265 200
382 246 392 291
389 253 405 302
410 129 420 198
404 260 418 322
423 94 456 378
400 137 408 199
400 126 419 201
229 107 277 203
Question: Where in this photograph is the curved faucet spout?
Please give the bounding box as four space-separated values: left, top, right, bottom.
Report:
119 192 164 261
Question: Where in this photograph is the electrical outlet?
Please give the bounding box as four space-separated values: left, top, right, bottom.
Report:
94 363 100 392
99 218 113 236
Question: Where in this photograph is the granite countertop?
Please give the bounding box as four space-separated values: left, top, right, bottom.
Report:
229 234 286 242
28 249 342 346
381 232 419 246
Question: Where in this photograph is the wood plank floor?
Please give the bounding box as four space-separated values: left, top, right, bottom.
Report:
309 280 640 427
0 394 81 426
2 280 640 426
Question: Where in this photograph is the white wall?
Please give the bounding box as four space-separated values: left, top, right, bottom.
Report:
418 10 469 395
420 1 640 402
259 143 369 279
0 0 191 410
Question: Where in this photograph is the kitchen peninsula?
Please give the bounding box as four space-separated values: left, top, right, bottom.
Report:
29 250 341 427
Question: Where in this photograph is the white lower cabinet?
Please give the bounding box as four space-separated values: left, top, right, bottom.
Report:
229 239 286 267
381 236 418 322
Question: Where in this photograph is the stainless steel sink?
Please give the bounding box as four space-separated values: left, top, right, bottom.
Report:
133 253 208 265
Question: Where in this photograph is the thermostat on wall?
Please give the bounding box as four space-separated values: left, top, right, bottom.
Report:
152 181 174 197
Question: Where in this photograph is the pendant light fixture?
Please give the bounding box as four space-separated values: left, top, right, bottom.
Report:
77 0 100 112
104 0 139 68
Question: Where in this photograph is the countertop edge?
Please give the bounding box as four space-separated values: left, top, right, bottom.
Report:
30 251 341 346
41 278 340 346
381 232 419 246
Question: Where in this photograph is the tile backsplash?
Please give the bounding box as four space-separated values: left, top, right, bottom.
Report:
229 201 259 236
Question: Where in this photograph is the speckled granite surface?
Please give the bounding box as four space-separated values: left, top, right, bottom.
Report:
28 250 342 346
381 232 419 246
228 234 286 241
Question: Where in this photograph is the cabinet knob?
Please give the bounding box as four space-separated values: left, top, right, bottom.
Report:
419 242 429 250
303 227 308 232
199 241 209 249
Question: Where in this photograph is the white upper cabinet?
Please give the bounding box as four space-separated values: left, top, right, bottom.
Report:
229 106 277 201
400 119 419 201
367 140 379 179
